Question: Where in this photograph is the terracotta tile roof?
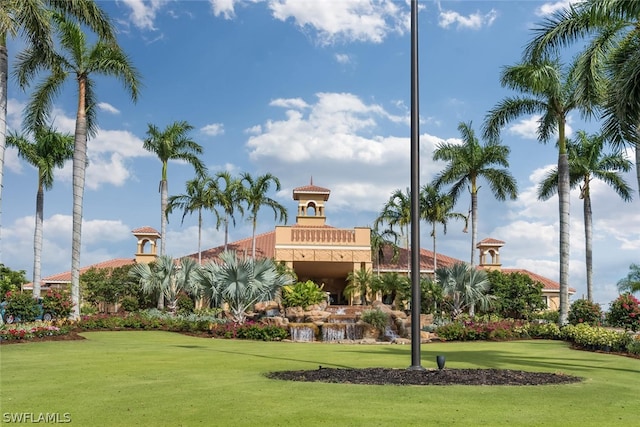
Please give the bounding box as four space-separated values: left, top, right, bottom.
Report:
293 184 331 200
27 258 137 287
501 268 576 294
376 245 465 272
132 226 160 235
477 238 505 246
191 231 277 262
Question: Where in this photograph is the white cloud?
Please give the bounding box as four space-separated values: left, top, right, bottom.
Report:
268 0 407 45
97 102 121 114
209 0 240 20
245 92 442 216
438 8 498 30
270 98 309 109
201 123 225 136
120 0 168 30
535 1 583 17
335 53 351 64
244 124 262 135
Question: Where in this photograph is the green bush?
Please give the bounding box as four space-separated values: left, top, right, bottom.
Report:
120 295 139 312
527 321 562 340
435 319 528 341
606 293 640 331
360 308 389 331
626 336 640 355
532 310 559 324
42 289 73 318
209 322 288 341
4 291 40 322
281 280 326 309
568 299 602 326
175 293 194 315
563 323 632 352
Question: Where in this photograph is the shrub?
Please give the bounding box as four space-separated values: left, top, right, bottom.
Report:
175 293 194 315
120 295 139 312
606 293 640 331
626 336 640 355
42 289 73 318
532 310 559 324
281 280 326 309
568 299 602 326
4 291 40 322
435 319 528 341
360 308 389 331
527 321 562 340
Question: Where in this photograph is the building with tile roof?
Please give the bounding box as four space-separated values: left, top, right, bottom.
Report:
31 182 573 310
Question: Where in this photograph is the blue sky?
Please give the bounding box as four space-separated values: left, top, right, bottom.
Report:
3 0 639 307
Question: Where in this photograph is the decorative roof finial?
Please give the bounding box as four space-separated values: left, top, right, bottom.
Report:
310 176 313 185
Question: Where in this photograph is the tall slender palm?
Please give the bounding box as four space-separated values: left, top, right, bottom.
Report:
7 126 73 297
538 130 632 301
166 174 219 265
376 188 411 273
420 183 466 273
344 268 374 305
15 13 139 318
435 121 517 266
239 172 287 259
213 171 244 251
483 58 599 325
0 1 114 262
526 0 640 196
143 121 205 258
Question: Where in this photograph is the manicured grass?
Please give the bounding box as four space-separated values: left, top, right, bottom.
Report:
1 332 639 426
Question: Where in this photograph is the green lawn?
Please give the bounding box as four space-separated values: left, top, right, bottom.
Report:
1 331 638 426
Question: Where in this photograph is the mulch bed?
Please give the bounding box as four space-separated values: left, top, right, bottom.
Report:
0 331 85 345
266 367 582 386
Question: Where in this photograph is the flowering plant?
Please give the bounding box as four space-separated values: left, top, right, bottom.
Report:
607 293 640 331
42 289 73 318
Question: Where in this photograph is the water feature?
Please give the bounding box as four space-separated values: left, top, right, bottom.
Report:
289 324 316 342
322 323 364 341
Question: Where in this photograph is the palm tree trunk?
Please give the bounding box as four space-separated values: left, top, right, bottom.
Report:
635 144 640 199
224 216 229 251
584 190 593 302
160 178 167 256
197 208 202 265
432 222 438 273
71 77 89 319
251 217 257 259
558 152 570 325
0 40 7 266
470 189 478 266
33 182 44 297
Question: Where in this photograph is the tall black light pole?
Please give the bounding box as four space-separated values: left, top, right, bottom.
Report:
408 0 423 371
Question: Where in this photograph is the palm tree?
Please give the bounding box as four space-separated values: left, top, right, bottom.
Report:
166 174 219 265
436 262 495 319
434 121 517 266
538 130 632 301
483 58 599 325
7 126 73 297
129 255 202 313
143 121 205 257
344 268 374 305
369 225 398 277
15 12 140 318
376 188 411 273
526 0 640 196
213 171 244 251
239 172 287 259
0 0 114 256
617 264 640 294
197 251 292 323
420 183 466 273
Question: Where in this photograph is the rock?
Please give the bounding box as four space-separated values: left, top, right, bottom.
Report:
285 306 305 322
305 310 332 323
392 337 411 345
260 316 289 328
254 300 279 313
392 310 408 320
